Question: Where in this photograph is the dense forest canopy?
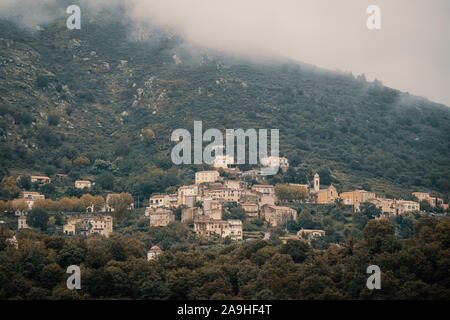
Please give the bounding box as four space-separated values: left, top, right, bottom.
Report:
0 217 449 299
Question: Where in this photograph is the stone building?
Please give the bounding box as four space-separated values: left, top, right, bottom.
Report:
260 204 297 227
147 208 175 227
195 170 220 185
63 215 113 237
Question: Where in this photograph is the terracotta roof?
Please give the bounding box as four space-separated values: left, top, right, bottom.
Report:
149 245 162 252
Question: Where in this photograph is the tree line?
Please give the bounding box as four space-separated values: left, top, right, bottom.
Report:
0 217 448 300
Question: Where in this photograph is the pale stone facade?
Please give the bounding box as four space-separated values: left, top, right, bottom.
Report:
260 156 289 172
63 215 113 237
147 208 175 227
75 180 92 189
195 170 220 185
213 155 234 169
251 185 275 197
147 246 162 261
202 200 223 220
297 229 326 241
340 190 376 211
21 191 45 209
194 218 243 241
178 185 199 206
18 216 29 230
148 194 170 209
316 185 339 204
260 204 297 227
181 207 203 223
241 202 259 217
30 176 51 184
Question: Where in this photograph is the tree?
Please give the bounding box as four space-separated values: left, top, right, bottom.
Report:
298 209 315 229
0 226 14 251
18 176 31 190
27 208 49 231
286 220 299 233
414 216 437 242
275 184 308 202
138 281 170 299
56 246 85 268
109 193 134 222
141 128 156 145
393 214 415 239
223 207 246 221
0 200 9 215
73 156 90 167
56 197 78 212
115 136 131 156
93 195 105 211
317 168 333 185
355 202 381 230
1 176 20 198
80 194 96 210
40 183 56 198
40 263 63 289
11 199 28 214
279 239 310 263
60 157 73 171
97 172 114 190
48 114 59 126
363 219 399 254
109 239 127 261
33 199 56 212
420 200 432 212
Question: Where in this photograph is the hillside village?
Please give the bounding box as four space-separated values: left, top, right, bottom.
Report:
2 155 448 257
0 6 449 301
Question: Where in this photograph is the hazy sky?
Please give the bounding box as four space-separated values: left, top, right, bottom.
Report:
128 0 450 106
2 0 450 106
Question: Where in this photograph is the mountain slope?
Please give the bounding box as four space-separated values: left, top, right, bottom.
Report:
0 15 449 200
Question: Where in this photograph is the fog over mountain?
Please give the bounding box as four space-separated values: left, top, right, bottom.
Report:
1 0 449 106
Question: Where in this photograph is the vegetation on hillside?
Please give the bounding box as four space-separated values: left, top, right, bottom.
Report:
0 217 449 299
0 10 449 203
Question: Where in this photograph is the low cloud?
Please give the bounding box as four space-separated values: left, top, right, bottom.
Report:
1 0 449 106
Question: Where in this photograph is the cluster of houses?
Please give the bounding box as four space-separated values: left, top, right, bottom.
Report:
305 173 448 216
14 177 96 218
16 192 131 237
29 175 93 190
212 155 290 173
142 165 448 242
143 168 296 241
144 167 303 241
15 178 94 212
13 156 449 244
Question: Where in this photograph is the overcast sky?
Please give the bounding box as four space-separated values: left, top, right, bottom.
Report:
2 0 450 106
128 0 450 106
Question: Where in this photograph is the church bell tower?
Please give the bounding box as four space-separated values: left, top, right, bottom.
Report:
314 173 320 192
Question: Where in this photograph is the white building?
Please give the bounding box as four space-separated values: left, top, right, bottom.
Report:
21 191 45 209
195 170 220 185
213 155 234 169
18 216 29 230
147 245 162 261
148 194 170 209
75 180 92 189
260 156 289 171
178 185 199 206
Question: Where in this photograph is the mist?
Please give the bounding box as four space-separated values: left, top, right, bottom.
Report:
1 0 449 106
